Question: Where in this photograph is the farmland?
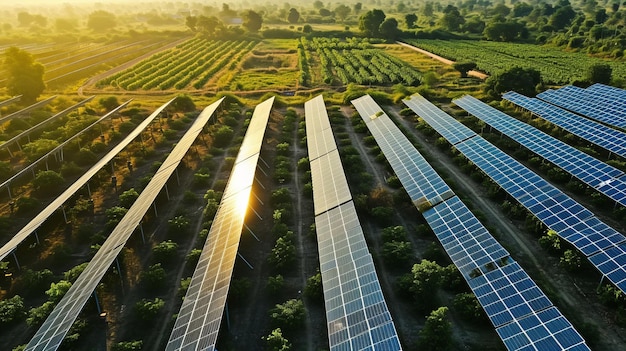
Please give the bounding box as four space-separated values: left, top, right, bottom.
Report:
405 39 626 85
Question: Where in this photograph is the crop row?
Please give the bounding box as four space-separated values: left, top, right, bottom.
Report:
98 39 256 90
305 37 421 86
407 39 626 84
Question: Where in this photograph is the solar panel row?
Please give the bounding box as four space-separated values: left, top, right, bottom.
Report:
587 83 626 99
537 85 626 129
305 95 402 351
26 97 212 351
404 93 626 295
353 94 589 351
502 91 626 159
166 97 274 351
454 95 626 208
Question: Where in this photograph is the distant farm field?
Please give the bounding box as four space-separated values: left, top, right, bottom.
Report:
406 39 626 84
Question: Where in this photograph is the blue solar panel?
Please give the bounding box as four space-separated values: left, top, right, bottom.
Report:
402 94 477 145
423 196 509 277
406 94 626 299
589 243 626 292
587 83 626 100
352 94 592 351
503 91 626 159
455 95 626 206
496 307 590 351
537 85 626 129
469 262 552 328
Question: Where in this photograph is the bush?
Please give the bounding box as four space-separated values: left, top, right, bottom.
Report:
152 240 179 263
118 188 139 208
0 295 25 326
135 298 164 321
16 196 40 215
27 301 55 327
304 271 323 302
111 340 143 351
33 170 65 197
140 264 166 290
270 299 305 331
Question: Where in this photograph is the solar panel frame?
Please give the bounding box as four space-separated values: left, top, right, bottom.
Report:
26 98 223 351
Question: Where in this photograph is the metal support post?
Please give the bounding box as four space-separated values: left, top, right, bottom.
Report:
237 253 254 270
244 224 261 242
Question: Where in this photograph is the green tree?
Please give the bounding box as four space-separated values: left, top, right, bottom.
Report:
172 94 196 112
379 18 400 41
99 96 119 111
140 264 166 290
87 10 117 31
335 5 351 21
287 8 300 24
539 229 561 254
269 236 296 270
382 226 407 242
119 188 139 209
452 62 477 78
0 161 13 179
417 307 453 351
214 125 234 147
111 340 143 351
33 170 64 197
64 263 88 282
134 298 164 321
560 249 582 272
27 301 54 327
266 274 285 295
304 271 323 301
0 295 25 326
152 240 179 263
439 5 465 31
484 66 541 97
4 47 45 103
263 328 291 351
185 16 197 31
483 21 528 41
23 139 59 161
197 16 224 37
270 299 306 331
243 10 263 32
405 13 418 28
359 9 386 37
587 63 612 84
410 260 443 309
45 280 72 303
549 6 576 29
382 241 413 265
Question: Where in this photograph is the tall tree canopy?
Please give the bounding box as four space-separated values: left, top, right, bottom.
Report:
5 47 45 103
243 10 263 32
359 9 386 37
87 10 117 31
287 8 300 24
485 66 542 97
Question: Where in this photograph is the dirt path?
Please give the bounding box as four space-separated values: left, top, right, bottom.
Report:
396 41 489 80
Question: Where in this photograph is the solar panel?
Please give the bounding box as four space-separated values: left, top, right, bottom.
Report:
468 262 552 327
503 91 626 159
423 196 509 277
401 94 476 145
537 85 626 129
26 98 223 351
351 95 454 209
166 97 273 351
587 83 626 99
306 95 402 351
316 203 402 351
588 243 626 292
454 95 626 207
355 94 590 351
404 94 626 298
305 95 336 161
0 99 135 263
311 149 353 215
496 307 589 351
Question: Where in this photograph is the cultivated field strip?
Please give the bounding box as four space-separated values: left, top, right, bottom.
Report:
166 97 272 351
354 94 589 351
25 97 218 351
99 38 257 90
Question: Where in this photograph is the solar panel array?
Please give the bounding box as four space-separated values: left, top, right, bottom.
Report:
0 96 56 124
305 95 402 351
26 98 221 351
166 97 274 351
537 85 626 129
354 94 589 351
502 91 626 159
404 93 626 295
0 98 159 263
454 95 626 208
587 83 626 99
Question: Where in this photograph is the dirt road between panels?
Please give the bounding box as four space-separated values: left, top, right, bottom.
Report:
396 41 489 80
